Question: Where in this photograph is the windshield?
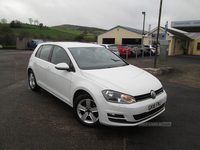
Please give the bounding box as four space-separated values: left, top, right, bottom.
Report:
34 40 44 44
121 45 127 48
108 45 118 49
68 47 128 70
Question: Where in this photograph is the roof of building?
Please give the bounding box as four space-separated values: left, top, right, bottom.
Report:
162 27 193 41
98 25 148 36
185 32 200 40
147 26 193 41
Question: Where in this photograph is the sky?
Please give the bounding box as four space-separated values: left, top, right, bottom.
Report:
1 0 200 31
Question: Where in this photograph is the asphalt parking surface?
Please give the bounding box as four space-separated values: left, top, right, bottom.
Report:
0 50 200 150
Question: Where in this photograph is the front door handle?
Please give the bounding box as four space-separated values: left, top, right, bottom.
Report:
46 66 51 70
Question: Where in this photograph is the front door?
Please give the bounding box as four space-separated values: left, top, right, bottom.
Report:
45 46 72 104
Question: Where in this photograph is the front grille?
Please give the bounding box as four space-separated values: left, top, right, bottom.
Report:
155 88 164 95
107 103 165 124
135 87 164 102
133 103 165 121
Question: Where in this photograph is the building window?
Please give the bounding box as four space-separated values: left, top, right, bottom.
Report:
197 43 200 51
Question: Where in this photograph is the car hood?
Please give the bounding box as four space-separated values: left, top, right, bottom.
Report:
81 65 162 96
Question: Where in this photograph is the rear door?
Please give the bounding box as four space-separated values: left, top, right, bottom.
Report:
34 45 53 88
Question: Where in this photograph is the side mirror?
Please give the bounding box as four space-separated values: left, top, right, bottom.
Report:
55 63 71 71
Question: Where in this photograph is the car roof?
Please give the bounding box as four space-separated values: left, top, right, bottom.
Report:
40 42 102 48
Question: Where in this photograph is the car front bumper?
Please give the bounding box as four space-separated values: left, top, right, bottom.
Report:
95 91 167 126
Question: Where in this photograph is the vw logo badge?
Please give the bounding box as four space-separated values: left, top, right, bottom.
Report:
150 90 156 99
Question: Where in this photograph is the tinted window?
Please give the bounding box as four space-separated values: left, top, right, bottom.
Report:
39 45 52 61
35 46 43 57
121 45 127 48
108 45 118 49
51 46 70 65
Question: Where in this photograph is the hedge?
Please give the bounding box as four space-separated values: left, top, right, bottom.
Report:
1 45 16 49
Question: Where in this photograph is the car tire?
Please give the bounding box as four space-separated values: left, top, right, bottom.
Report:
74 94 99 127
28 70 41 92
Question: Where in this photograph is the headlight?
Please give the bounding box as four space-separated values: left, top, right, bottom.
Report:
102 90 136 104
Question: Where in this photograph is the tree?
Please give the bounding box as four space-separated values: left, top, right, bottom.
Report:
10 20 15 28
0 24 13 34
10 20 22 28
83 31 88 36
15 20 22 27
1 18 7 24
29 18 33 24
74 34 84 41
39 23 43 29
0 24 15 45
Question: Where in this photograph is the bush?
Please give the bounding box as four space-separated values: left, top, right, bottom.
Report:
1 45 16 49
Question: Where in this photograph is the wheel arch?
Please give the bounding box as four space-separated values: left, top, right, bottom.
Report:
27 68 33 74
73 90 91 106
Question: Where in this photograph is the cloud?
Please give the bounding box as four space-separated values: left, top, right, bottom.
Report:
0 0 200 31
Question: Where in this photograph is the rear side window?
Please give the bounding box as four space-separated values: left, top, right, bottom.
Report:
36 45 52 61
35 46 42 57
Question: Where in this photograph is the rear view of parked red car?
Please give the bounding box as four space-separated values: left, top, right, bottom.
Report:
118 45 131 56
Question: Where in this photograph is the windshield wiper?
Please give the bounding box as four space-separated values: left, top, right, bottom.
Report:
111 59 121 62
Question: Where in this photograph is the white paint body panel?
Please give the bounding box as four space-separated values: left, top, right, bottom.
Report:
27 42 167 126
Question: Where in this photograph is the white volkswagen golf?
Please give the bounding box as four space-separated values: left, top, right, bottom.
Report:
27 42 167 127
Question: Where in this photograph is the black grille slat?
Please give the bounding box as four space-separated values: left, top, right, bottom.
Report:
108 103 165 124
135 93 151 101
155 88 164 95
135 87 164 101
133 103 165 120
107 113 124 118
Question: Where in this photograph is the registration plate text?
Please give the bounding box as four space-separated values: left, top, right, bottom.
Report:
148 101 162 111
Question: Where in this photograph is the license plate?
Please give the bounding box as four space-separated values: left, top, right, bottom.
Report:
148 101 162 111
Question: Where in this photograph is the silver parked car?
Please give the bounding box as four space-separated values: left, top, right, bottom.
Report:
144 45 156 56
127 45 141 56
137 45 151 56
100 44 120 55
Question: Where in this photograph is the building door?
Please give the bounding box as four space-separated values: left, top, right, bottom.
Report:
103 38 115 44
122 38 141 44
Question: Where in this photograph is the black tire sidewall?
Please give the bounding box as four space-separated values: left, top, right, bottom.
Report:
28 70 40 92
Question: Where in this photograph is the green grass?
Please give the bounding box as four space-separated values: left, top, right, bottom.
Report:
12 24 76 38
10 24 99 39
1 45 16 49
50 27 82 36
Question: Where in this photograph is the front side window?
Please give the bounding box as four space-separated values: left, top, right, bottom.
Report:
38 45 52 61
69 47 128 70
51 46 70 65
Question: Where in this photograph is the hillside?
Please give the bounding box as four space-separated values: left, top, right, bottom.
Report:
52 24 106 33
12 24 106 41
11 24 76 39
0 23 107 46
